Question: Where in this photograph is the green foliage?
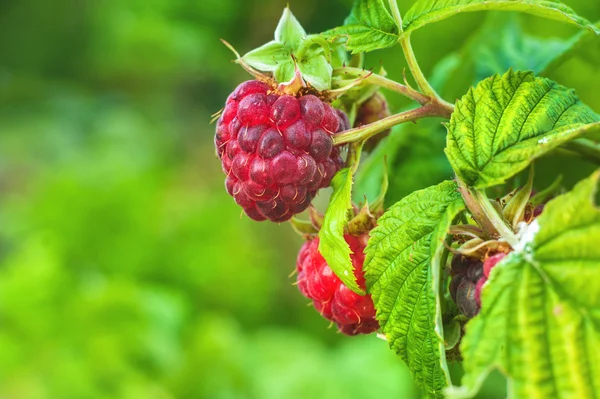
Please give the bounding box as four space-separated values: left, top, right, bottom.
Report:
542 21 600 74
354 119 452 206
402 0 600 35
430 13 578 100
319 168 365 295
365 181 464 397
5 0 600 397
453 171 600 398
446 69 600 188
324 0 400 53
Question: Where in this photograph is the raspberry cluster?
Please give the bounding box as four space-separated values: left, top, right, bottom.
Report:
296 235 379 335
215 80 347 222
450 252 507 318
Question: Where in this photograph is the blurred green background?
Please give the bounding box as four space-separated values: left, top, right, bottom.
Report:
0 0 598 398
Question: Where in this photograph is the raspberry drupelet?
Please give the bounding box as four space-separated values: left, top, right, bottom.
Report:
296 234 379 335
215 80 347 222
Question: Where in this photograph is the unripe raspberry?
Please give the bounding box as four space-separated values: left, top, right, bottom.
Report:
456 279 479 318
449 255 483 318
296 234 379 335
474 277 485 307
355 92 391 151
216 80 347 222
451 252 508 316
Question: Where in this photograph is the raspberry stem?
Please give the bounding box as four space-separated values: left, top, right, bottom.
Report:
333 67 430 105
562 138 600 164
388 0 403 33
399 34 453 111
332 102 448 145
456 178 519 248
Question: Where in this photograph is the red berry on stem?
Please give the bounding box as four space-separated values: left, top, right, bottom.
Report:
215 81 348 222
483 252 507 278
296 235 379 335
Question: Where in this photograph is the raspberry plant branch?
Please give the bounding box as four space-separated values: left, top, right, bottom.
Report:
399 34 454 111
388 0 403 33
333 66 430 105
456 177 519 248
562 138 600 164
332 102 444 145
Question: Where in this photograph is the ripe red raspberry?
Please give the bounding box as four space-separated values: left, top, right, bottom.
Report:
483 252 506 279
215 80 346 222
296 234 379 335
475 252 507 306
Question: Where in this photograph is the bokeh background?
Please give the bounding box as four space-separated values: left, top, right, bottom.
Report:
1 0 598 398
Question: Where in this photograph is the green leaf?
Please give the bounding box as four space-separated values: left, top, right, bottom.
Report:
452 170 600 398
275 7 306 49
318 168 364 295
446 69 600 188
430 13 577 100
323 0 399 54
542 21 600 74
365 181 463 397
241 41 290 72
402 0 600 35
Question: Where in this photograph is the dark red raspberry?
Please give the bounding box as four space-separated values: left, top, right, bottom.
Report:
296 234 378 335
449 255 483 318
451 252 508 315
355 92 391 151
215 80 346 222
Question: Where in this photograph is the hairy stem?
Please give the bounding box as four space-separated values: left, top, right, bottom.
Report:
333 66 429 105
333 102 443 145
388 0 403 32
456 178 519 248
399 34 454 112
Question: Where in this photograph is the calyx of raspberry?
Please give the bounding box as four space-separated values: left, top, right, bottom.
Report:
216 80 348 222
296 234 378 335
233 7 340 92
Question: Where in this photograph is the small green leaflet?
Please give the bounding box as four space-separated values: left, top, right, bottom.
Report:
274 7 306 49
241 8 333 90
403 0 600 35
451 170 600 399
323 0 399 54
318 168 364 295
445 69 600 188
242 41 290 72
365 181 464 398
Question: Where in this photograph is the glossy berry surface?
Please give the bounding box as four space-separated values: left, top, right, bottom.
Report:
215 80 346 222
450 252 508 317
296 234 379 335
450 255 483 318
